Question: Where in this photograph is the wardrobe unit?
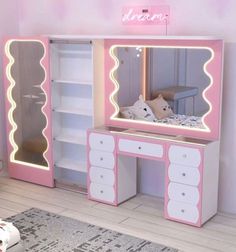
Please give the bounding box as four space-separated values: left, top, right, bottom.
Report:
3 36 223 227
3 37 104 189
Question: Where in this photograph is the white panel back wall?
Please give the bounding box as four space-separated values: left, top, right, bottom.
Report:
0 0 233 213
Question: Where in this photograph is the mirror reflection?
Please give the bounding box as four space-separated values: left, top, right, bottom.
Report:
10 41 48 167
112 46 211 129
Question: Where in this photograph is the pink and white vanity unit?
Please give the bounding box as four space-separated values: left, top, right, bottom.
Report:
87 37 224 227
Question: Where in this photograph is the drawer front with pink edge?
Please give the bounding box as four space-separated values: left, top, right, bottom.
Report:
166 144 202 226
89 166 115 186
89 182 115 203
118 138 164 158
89 150 115 170
167 200 199 224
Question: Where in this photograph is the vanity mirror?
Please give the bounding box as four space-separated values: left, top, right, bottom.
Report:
104 38 223 140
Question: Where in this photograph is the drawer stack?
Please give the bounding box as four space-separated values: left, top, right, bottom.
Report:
88 132 116 204
166 145 202 226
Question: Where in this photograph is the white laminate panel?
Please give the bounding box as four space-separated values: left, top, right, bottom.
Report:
168 164 200 186
168 145 201 167
90 183 115 203
89 150 115 169
89 133 115 152
168 182 200 205
89 166 115 186
118 139 163 158
167 200 199 224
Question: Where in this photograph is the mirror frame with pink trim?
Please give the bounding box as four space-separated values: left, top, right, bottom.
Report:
104 37 224 141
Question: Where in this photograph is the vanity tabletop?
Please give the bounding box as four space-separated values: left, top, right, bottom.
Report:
90 126 213 146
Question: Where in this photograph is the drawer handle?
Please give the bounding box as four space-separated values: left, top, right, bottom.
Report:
100 190 103 194
182 154 187 158
100 157 104 161
100 175 104 179
138 146 142 150
181 209 185 213
100 140 103 144
181 192 186 196
182 173 186 177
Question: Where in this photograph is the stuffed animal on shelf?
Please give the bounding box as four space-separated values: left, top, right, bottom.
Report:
120 95 157 122
146 94 173 119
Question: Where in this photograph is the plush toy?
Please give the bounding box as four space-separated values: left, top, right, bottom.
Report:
120 95 157 122
120 107 135 119
146 94 173 119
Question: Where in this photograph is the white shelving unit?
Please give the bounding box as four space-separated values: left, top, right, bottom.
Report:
51 40 93 189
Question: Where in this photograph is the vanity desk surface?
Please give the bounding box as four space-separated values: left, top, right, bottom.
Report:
87 126 219 227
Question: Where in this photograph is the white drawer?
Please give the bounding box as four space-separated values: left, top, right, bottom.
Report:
119 139 163 158
167 200 199 224
89 166 115 186
89 183 115 203
89 150 115 169
168 145 201 167
89 133 115 152
168 182 200 205
168 164 200 186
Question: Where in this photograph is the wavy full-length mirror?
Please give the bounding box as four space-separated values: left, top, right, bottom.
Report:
8 41 48 167
105 39 223 140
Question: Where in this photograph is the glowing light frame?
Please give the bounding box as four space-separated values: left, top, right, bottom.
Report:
109 45 214 132
5 39 50 170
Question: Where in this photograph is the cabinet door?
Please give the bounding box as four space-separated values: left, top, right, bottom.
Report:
3 37 54 187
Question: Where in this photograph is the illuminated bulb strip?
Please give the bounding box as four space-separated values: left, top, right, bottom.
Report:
109 46 121 118
5 39 50 170
39 43 50 168
201 48 214 132
109 44 214 132
5 41 18 161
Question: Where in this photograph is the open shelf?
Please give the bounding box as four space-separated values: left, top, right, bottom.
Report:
52 79 93 86
55 158 87 173
51 40 93 187
54 130 87 145
53 106 93 116
51 42 93 82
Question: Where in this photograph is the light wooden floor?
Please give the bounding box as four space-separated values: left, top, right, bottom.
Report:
0 176 236 252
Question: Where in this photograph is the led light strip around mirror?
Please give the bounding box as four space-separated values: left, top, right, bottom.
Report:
5 39 50 170
109 45 214 133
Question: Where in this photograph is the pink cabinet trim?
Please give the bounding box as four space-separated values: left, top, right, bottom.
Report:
3 37 54 187
104 39 223 141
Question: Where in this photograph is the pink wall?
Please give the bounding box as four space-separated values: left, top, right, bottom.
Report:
1 0 236 214
0 0 19 173
17 0 235 41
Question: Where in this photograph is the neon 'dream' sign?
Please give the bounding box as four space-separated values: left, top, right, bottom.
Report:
122 5 170 25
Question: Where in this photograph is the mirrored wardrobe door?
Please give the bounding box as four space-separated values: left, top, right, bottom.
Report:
4 38 54 187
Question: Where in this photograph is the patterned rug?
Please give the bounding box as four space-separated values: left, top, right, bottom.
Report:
5 208 179 252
